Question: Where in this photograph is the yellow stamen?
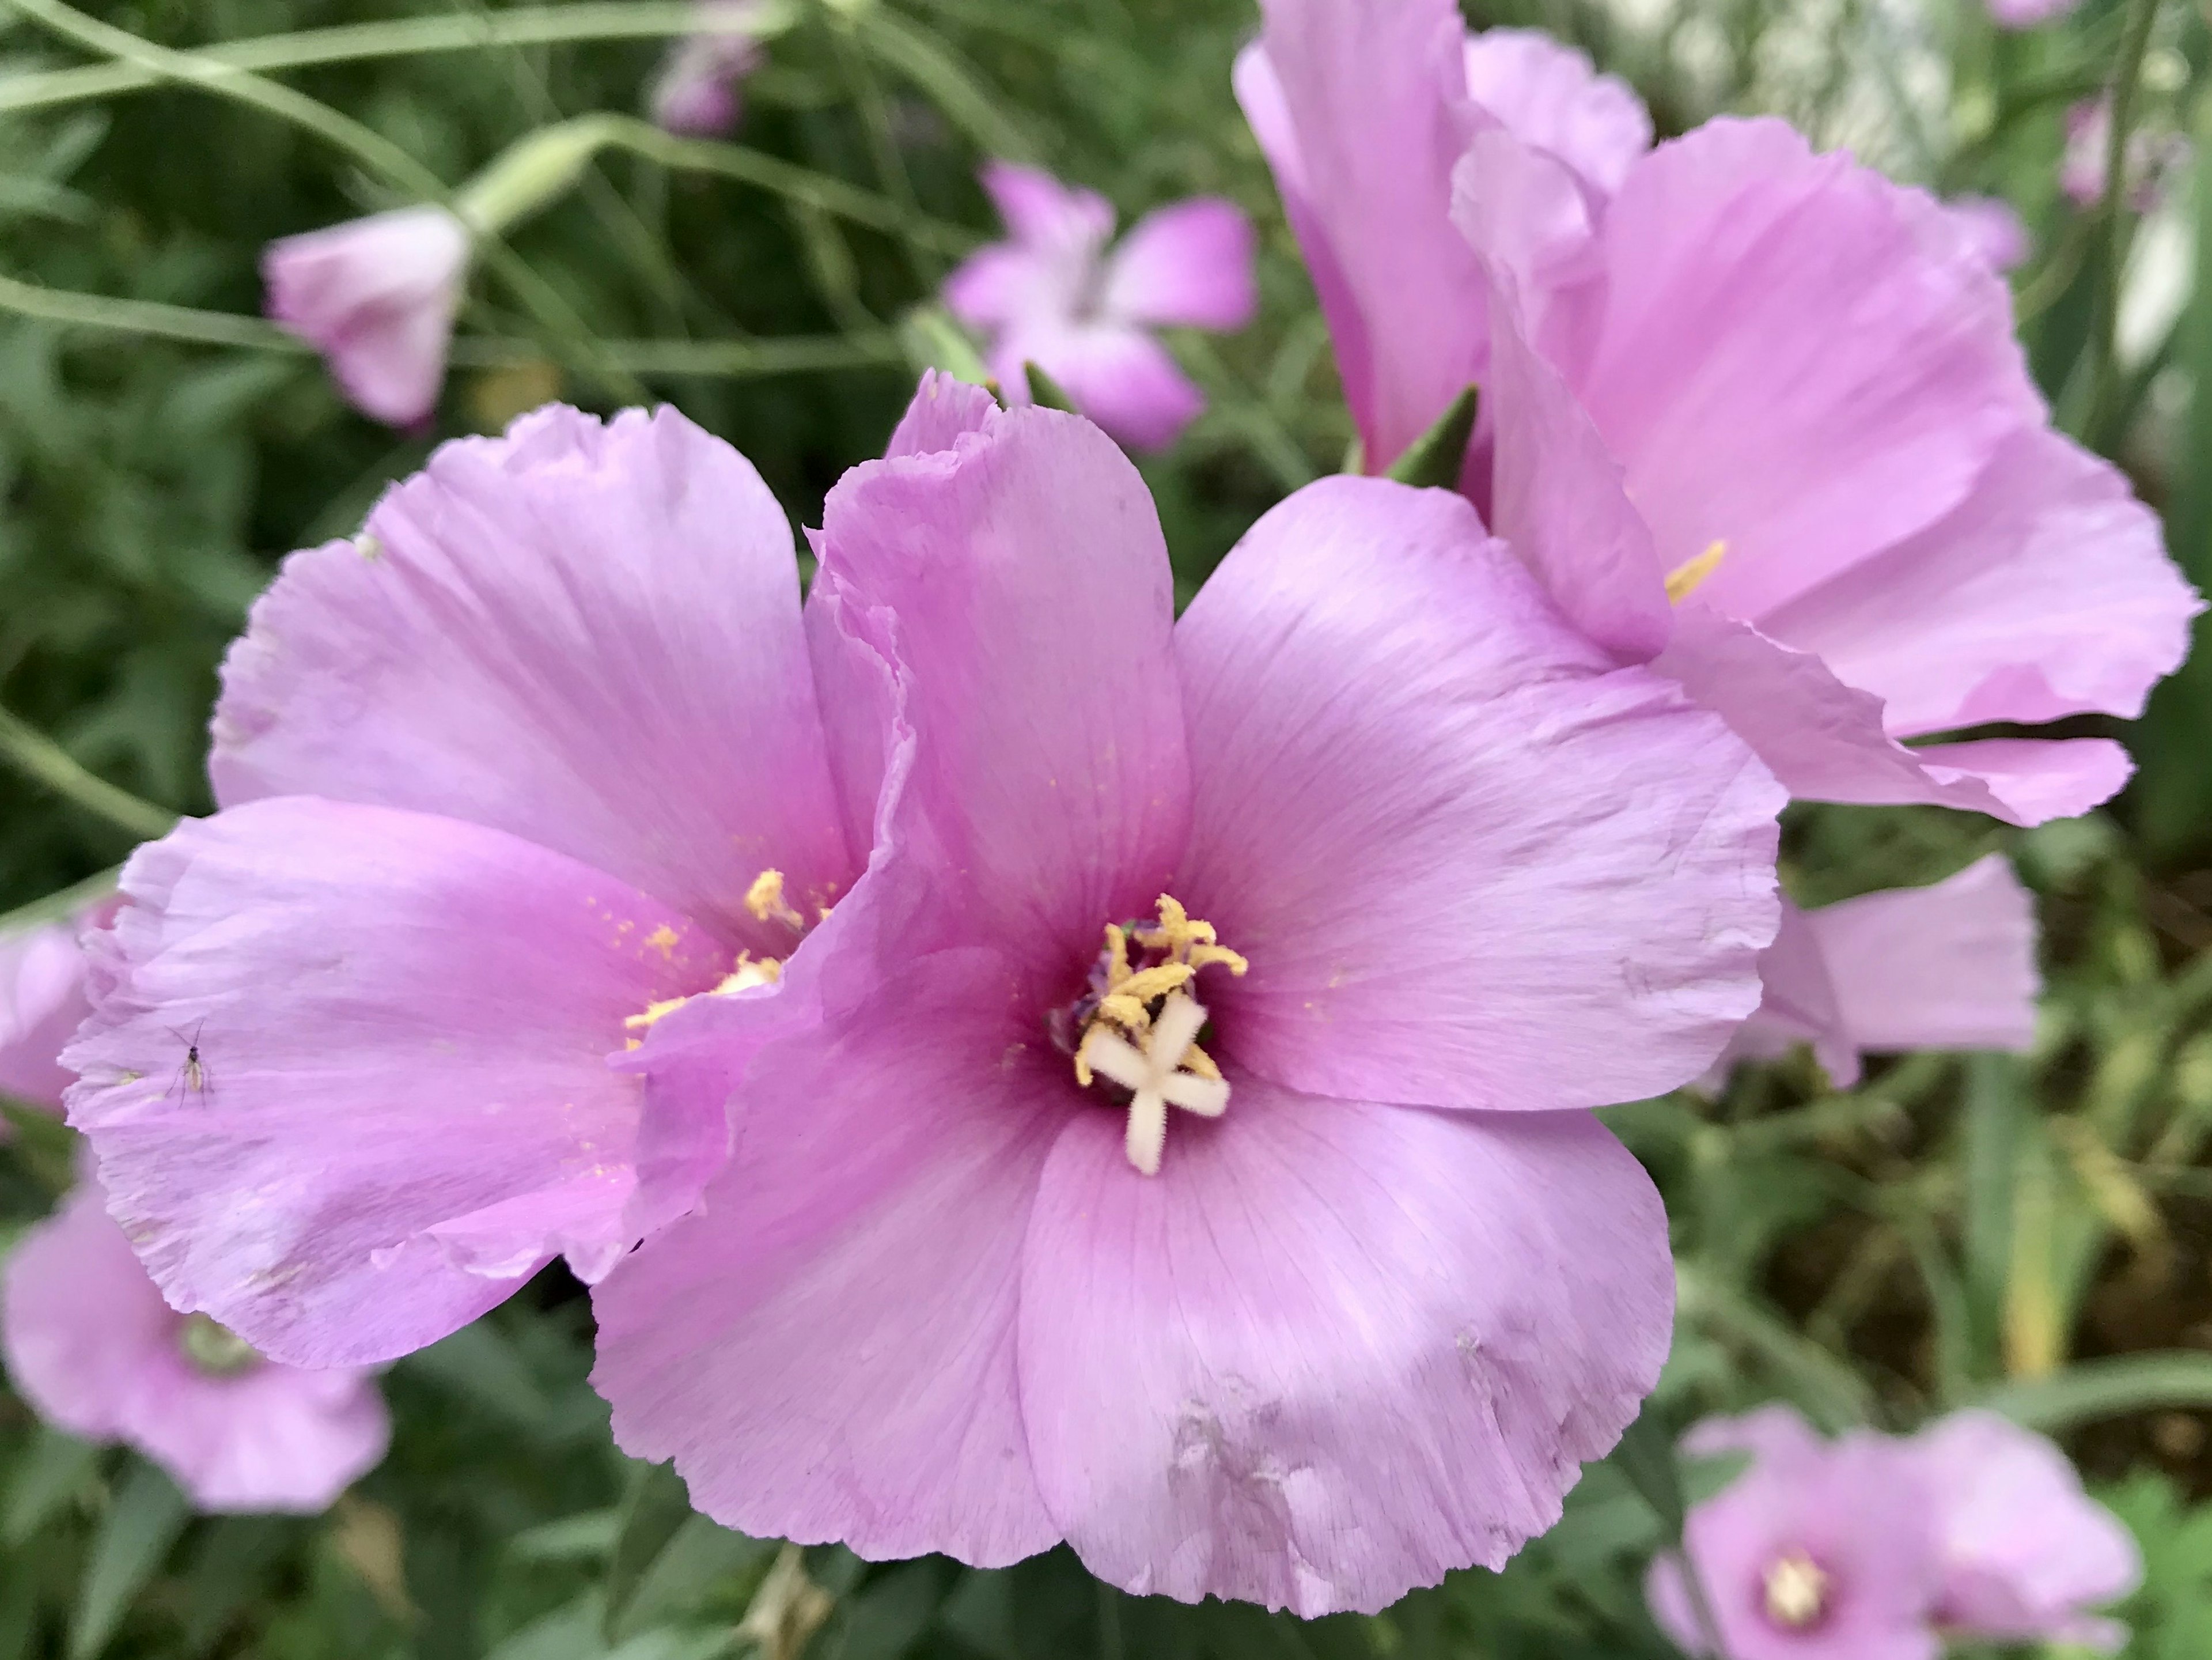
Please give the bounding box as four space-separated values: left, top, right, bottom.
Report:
1187 943 1249 977
1181 1041 1222 1082
745 868 806 932
1761 1551 1830 1630
1664 539 1727 603
623 954 785 1044
1102 923 1132 988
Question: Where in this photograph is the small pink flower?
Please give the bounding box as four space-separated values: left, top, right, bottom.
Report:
942 163 1256 449
263 205 469 427
1947 194 2032 271
67 404 906 1369
1913 1411 2141 1650
649 2 767 137
2062 96 2188 210
1718 855 2038 1088
588 386 1785 1611
3 1179 387 1512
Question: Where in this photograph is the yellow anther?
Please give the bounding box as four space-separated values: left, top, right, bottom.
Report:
1187 943 1249 977
1761 1551 1830 1630
1133 894 1217 955
1181 1041 1222 1082
1115 962 1196 1005
745 869 806 931
625 996 691 1034
1074 1022 1113 1089
1102 923 1132 988
1664 539 1728 604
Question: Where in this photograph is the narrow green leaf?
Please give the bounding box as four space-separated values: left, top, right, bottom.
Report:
1976 1350 2212 1432
1382 385 1478 489
603 1461 696 1640
69 1460 189 1660
3 1427 98 1548
1021 361 1077 415
1609 1404 1687 1542
613 1514 768 1642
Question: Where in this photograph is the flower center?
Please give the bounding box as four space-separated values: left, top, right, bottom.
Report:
1665 539 1728 603
179 1313 261 1378
1760 1549 1832 1630
624 868 814 1046
1052 895 1247 1176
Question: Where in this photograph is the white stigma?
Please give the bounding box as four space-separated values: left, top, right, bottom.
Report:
1077 993 1229 1175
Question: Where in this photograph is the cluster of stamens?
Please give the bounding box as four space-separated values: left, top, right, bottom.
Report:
180 1312 261 1378
1056 896 1248 1177
1760 1549 1831 1630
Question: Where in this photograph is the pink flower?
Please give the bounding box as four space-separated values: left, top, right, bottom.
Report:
1947 194 2032 272
942 163 1256 450
1987 0 2082 27
649 2 767 137
1651 1408 1944 1660
66 403 906 1369
1913 1411 2141 1650
263 206 469 427
1717 855 2038 1088
1 911 101 1112
588 388 1785 1610
3 1179 388 1512
2061 96 2188 210
1234 1 1650 473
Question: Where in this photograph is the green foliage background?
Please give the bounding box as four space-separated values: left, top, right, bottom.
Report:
5 0 2212 1654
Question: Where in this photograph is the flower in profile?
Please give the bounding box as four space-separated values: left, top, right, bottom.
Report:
649 1 767 137
1912 1411 2141 1650
263 206 469 427
3 1178 388 1512
1233 0 1650 474
591 396 1785 1612
2061 95 2188 210
1716 855 2038 1088
1650 1408 1942 1660
943 162 1256 449
66 403 908 1370
1947 194 2032 272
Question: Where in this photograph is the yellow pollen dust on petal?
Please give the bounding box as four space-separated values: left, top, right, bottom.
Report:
745 868 807 932
1760 1550 1831 1631
1664 539 1728 604
623 952 785 1047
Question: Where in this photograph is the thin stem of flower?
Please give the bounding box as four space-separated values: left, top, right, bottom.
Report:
0 269 311 350
0 865 120 937
0 2 794 116
6 0 647 405
838 3 1039 163
2084 0 2165 443
0 704 177 843
1672 1545 1732 1660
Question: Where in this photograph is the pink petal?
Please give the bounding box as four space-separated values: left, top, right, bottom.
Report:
262 206 468 427
1988 0 2083 23
0 917 93 1111
884 368 999 459
1100 198 1257 331
1912 1411 2141 1647
1461 28 1652 195
1018 1080 1672 1613
979 160 1116 252
1576 118 2041 619
944 244 1057 333
1681 1402 1828 1469
4 1183 387 1512
1173 477 1782 1113
813 404 1191 969
65 797 734 1368
213 404 852 958
1448 128 1606 358
1946 194 2032 271
1012 323 1206 452
1656 604 2129 825
1234 0 1487 470
593 950 1062 1567
1758 426 2202 736
1714 901 1857 1087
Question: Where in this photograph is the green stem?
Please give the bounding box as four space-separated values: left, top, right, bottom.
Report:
0 865 120 937
0 269 310 350
0 705 177 842
2085 0 2165 443
0 2 796 116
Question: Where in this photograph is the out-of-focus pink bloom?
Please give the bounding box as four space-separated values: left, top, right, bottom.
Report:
1914 1412 2141 1650
263 206 469 428
1653 1406 1944 1660
942 162 1255 449
590 388 1785 1612
3 1180 387 1512
1 912 101 1111
1987 0 2083 28
1717 855 2038 1088
1948 194 2032 271
649 2 766 137
1451 115 2199 828
1234 0 1649 472
2062 96 2189 210
66 404 907 1370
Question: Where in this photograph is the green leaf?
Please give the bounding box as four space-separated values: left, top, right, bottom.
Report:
1382 385 1479 489
614 1514 768 1641
69 1459 189 1660
1976 1351 2212 1432
3 1427 98 1548
1021 361 1077 415
603 1461 696 1640
1608 1403 1688 1542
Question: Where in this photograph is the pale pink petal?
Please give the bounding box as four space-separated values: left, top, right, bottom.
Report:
1174 477 1781 1113
979 160 1116 252
593 951 1062 1567
884 368 999 459
1758 427 2201 736
1100 198 1257 331
263 206 468 427
1913 1411 2141 1648
813 404 1190 967
1019 1081 1672 1614
64 798 733 1368
1448 128 1606 362
1235 0 1487 470
1656 604 2128 825
1577 118 2040 619
212 404 852 958
1013 323 1207 452
944 244 1058 333
0 917 96 1111
1461 27 1652 195
1681 1403 1828 1469
5 1185 387 1512
648 2 764 137
1714 902 1858 1087
1946 195 2032 271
